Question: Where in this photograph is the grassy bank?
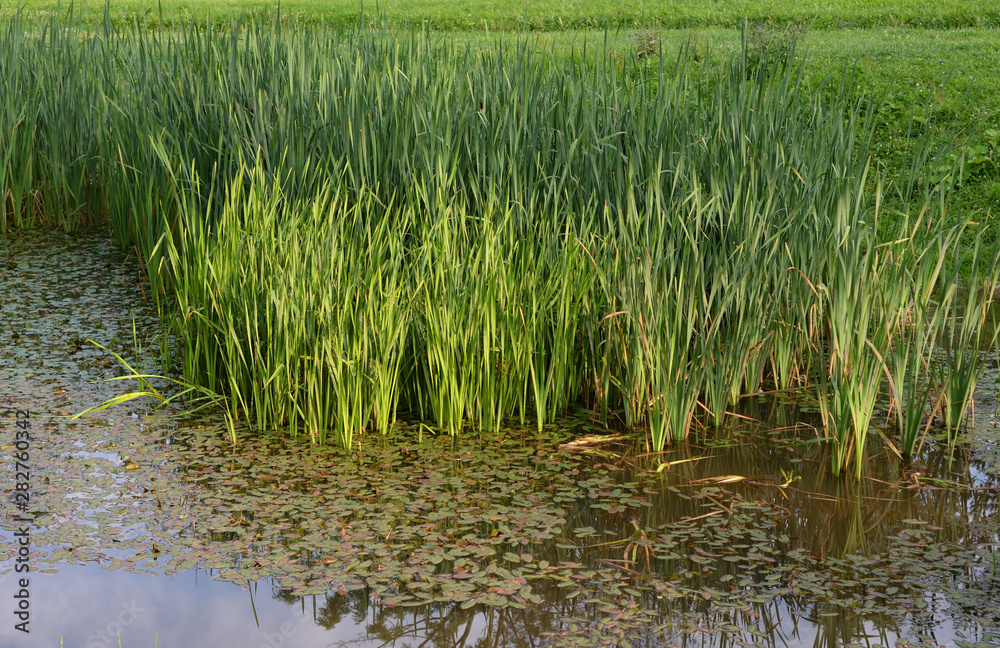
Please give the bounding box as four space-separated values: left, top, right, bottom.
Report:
6 0 1000 30
2 14 998 477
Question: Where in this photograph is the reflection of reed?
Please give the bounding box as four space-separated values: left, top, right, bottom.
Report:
274 583 820 648
278 584 648 648
294 587 913 648
623 436 999 560
808 606 898 648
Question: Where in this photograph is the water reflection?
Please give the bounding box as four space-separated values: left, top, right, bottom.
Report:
4 557 997 648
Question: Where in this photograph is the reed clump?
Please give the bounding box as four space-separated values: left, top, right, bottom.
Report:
3 13 997 474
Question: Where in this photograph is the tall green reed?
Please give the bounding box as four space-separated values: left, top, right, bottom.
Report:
2 12 980 466
936 231 1000 446
881 216 950 459
816 180 887 479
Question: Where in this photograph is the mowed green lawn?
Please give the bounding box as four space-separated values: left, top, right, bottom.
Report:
5 0 1000 29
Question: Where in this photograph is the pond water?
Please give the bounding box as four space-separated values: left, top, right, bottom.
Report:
2 229 1000 648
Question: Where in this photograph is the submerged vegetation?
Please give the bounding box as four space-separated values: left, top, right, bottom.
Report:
1 12 998 477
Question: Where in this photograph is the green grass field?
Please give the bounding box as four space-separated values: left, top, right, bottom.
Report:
6 0 1000 29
